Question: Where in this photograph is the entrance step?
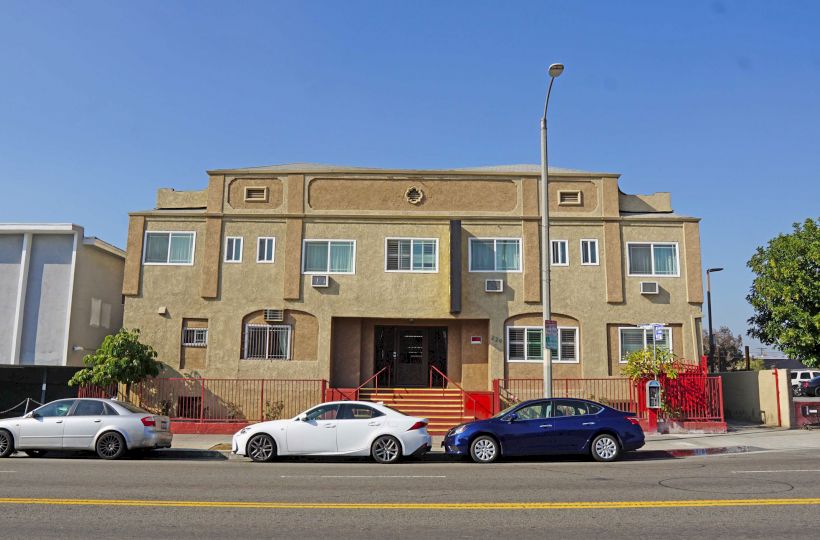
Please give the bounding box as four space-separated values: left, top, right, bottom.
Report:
358 387 481 435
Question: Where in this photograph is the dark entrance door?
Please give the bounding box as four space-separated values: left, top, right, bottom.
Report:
374 326 447 387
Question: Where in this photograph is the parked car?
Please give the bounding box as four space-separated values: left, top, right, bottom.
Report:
792 370 820 395
0 398 172 460
801 376 820 397
233 401 431 463
443 398 645 463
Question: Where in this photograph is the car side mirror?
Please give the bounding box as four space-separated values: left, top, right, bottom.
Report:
504 413 518 423
29 412 41 419
299 415 309 422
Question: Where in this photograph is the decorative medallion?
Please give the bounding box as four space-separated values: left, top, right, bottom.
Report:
405 186 424 205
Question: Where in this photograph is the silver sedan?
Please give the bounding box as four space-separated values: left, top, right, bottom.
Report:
0 398 172 460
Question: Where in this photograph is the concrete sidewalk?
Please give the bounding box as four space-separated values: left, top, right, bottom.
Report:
171 425 820 454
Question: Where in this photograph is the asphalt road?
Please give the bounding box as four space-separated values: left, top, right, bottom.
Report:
1 447 819 539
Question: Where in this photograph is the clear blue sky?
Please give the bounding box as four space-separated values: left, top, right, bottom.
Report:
2 1 818 356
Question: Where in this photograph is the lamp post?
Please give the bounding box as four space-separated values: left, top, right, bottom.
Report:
706 267 724 372
541 63 564 398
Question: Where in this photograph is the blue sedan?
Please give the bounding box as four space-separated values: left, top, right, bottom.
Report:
443 398 645 463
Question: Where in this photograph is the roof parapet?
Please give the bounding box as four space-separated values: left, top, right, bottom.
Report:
156 188 207 210
619 191 672 213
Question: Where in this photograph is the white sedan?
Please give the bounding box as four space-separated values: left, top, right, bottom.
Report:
232 401 431 464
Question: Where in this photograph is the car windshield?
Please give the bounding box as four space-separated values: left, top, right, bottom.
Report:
492 403 520 419
115 402 151 414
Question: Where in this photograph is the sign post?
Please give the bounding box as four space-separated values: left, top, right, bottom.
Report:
543 320 558 397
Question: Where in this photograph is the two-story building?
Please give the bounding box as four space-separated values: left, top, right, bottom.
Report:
121 163 704 394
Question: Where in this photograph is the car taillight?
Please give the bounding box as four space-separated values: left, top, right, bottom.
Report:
626 417 641 426
141 416 156 427
802 382 809 388
407 421 427 431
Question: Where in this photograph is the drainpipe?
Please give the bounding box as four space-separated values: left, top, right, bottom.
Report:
773 369 782 427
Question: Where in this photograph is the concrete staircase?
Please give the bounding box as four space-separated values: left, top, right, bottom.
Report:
359 387 474 435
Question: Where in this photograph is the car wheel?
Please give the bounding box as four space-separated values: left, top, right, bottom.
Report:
371 435 401 464
470 435 499 464
590 433 621 462
23 450 48 458
96 432 126 460
247 434 276 463
0 430 13 458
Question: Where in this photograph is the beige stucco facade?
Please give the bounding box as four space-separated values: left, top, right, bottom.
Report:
123 164 704 390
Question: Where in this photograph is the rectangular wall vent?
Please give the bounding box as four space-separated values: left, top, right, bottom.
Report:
263 309 284 322
640 281 659 295
485 279 504 293
311 275 329 288
244 187 268 201
558 190 582 205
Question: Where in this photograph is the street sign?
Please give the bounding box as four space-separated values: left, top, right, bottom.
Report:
544 320 558 356
653 323 664 341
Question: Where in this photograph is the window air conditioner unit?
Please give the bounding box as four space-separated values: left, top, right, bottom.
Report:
263 309 284 322
485 279 504 293
640 281 659 295
311 275 329 288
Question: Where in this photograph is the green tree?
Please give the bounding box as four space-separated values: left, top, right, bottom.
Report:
68 329 162 393
747 218 820 367
620 347 682 381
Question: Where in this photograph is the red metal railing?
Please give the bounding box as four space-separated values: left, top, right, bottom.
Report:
495 374 724 424
497 378 638 414
80 378 326 423
429 365 494 419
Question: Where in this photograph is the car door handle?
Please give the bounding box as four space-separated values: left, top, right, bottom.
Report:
324 424 336 428
368 422 382 426
93 419 102 423
539 424 553 428
55 420 63 424
582 422 596 426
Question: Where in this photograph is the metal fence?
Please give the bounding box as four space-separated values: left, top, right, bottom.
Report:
496 374 724 423
79 378 326 423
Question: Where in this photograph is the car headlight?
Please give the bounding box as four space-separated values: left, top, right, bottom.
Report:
453 425 468 435
238 427 252 435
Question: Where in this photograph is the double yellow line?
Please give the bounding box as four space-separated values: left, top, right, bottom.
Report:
1 497 820 510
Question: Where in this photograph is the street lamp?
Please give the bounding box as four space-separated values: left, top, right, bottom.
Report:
706 267 724 372
541 63 564 398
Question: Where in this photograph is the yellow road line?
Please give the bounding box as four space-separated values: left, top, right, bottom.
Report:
1 497 820 510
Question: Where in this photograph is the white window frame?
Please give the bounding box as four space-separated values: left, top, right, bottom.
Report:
505 326 579 364
243 324 292 360
301 239 357 275
551 240 569 266
142 231 196 266
257 237 276 263
467 237 522 272
626 242 680 277
580 239 599 266
182 328 208 347
384 238 439 273
618 326 673 363
224 236 243 263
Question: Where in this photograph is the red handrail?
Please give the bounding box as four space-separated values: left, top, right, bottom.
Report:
429 365 493 419
353 365 390 400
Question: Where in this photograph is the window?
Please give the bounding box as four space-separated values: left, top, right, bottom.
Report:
558 190 582 205
182 328 208 347
305 404 340 421
302 240 355 274
553 400 602 417
469 238 521 272
581 239 598 265
243 324 291 360
225 236 243 263
257 237 275 263
507 326 578 363
339 404 384 419
627 243 679 276
72 400 110 416
551 240 568 266
514 401 552 420
244 186 268 201
619 326 672 362
33 399 76 417
385 238 437 272
143 232 195 265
